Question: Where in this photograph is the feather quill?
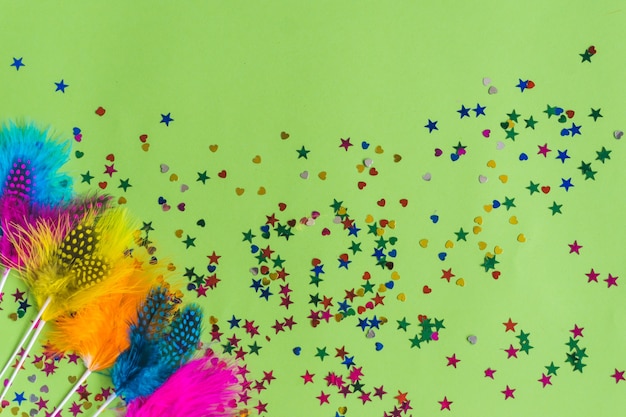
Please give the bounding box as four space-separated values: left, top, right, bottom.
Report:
124 354 240 417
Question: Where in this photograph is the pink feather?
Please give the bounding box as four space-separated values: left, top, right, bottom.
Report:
124 353 240 417
0 196 59 268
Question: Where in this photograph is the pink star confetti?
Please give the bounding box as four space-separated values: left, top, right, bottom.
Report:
484 368 496 379
438 396 453 411
605 273 618 288
585 269 600 283
505 344 519 359
446 354 460 368
570 324 584 339
501 385 515 400
568 240 583 254
537 143 551 157
611 369 625 383
339 137 353 151
538 373 552 387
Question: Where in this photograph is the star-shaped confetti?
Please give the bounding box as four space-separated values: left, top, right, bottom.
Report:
425 119 438 133
54 79 69 92
160 113 174 126
10 57 24 70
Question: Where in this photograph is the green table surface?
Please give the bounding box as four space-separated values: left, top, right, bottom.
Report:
1 1 626 416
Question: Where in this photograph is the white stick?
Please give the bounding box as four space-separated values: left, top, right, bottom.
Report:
0 319 46 402
50 368 92 417
0 296 51 382
91 393 118 417
0 267 10 302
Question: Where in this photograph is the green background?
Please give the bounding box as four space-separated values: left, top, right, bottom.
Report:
1 1 626 416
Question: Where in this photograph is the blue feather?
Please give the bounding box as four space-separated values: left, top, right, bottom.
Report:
158 304 203 369
111 287 183 403
0 120 73 206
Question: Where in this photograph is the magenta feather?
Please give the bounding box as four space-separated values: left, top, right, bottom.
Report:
124 354 240 417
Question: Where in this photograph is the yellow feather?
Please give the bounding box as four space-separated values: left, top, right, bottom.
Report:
8 206 141 321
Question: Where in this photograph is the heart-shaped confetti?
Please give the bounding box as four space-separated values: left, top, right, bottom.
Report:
423 285 432 294
482 129 491 138
280 131 290 139
488 86 498 94
422 172 432 181
467 335 478 344
300 171 309 179
614 130 623 140
160 163 169 173
478 175 488 183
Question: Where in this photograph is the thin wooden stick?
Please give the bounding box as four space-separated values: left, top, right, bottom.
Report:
91 393 118 417
50 368 92 417
0 318 47 402
0 296 50 382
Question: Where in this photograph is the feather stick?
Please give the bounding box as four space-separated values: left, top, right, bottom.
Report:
0 206 139 399
46 262 164 417
123 354 240 417
0 120 73 295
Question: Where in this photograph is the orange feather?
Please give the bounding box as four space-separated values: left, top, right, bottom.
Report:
45 260 170 371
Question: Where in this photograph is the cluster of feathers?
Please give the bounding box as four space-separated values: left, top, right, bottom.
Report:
0 121 240 417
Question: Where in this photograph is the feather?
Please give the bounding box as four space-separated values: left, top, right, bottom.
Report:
112 286 180 403
4 205 138 321
45 261 163 371
0 193 112 269
0 120 73 206
124 354 240 417
158 304 203 370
